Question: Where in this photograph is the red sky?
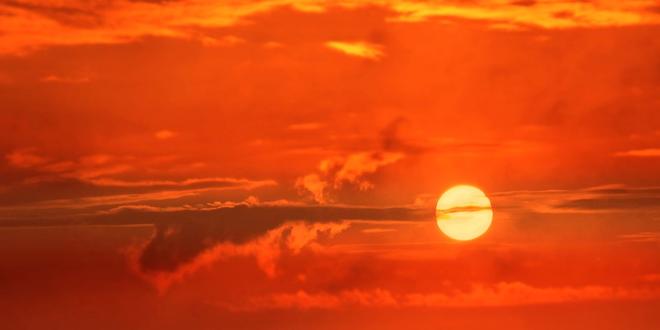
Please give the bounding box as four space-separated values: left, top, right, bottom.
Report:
1 1 660 329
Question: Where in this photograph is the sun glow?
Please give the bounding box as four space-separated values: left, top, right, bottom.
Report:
436 185 493 241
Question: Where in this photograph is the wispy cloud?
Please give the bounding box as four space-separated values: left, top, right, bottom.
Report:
296 151 404 203
325 41 384 60
295 119 410 204
198 34 245 47
287 122 323 131
618 231 660 243
492 184 660 214
154 129 177 140
6 149 48 168
40 74 90 83
1 149 277 216
231 282 660 310
613 148 660 157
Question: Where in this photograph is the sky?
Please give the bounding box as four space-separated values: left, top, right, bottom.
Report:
1 0 660 329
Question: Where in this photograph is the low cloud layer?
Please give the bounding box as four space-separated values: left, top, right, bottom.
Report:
492 184 660 214
132 220 351 292
93 203 428 289
235 282 660 310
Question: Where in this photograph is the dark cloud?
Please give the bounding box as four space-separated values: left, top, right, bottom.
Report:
0 177 269 207
492 185 660 215
128 205 430 273
556 197 660 211
380 117 426 154
536 186 660 212
1 0 103 27
0 204 431 273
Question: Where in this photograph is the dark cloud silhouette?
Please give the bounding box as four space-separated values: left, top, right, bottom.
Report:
0 177 273 207
129 205 430 273
2 0 103 27
380 116 425 154
556 197 660 211
0 204 431 273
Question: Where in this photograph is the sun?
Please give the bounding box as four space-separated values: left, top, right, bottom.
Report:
436 185 493 241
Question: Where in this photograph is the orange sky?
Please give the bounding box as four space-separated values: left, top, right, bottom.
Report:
1 1 660 329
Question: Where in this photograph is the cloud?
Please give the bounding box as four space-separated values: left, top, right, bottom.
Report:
555 196 660 211
198 34 245 47
100 202 425 292
3 0 656 55
0 178 276 215
361 227 396 234
40 74 91 83
5 149 48 168
0 201 429 291
492 184 660 214
296 151 404 203
154 129 176 140
1 149 277 215
325 41 384 60
613 148 660 157
88 177 267 189
104 204 427 269
233 282 660 310
332 152 403 189
295 174 329 204
1 0 102 27
388 0 658 29
287 122 322 131
132 220 350 293
294 117 421 203
242 288 396 310
618 232 660 243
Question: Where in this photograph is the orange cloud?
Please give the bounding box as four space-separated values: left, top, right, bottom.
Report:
5 149 48 168
618 232 660 243
325 41 384 60
295 174 329 204
154 130 176 140
331 152 403 189
198 35 245 47
613 148 660 157
3 1 658 55
296 151 404 203
287 122 323 131
238 282 660 310
40 74 90 83
2 148 278 216
134 221 350 293
389 0 659 29
492 184 660 214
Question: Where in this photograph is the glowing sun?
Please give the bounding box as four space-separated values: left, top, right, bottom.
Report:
436 185 493 241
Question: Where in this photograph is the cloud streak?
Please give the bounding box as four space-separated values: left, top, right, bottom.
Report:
613 148 660 157
1 149 277 215
492 184 660 214
233 282 660 310
325 41 384 60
